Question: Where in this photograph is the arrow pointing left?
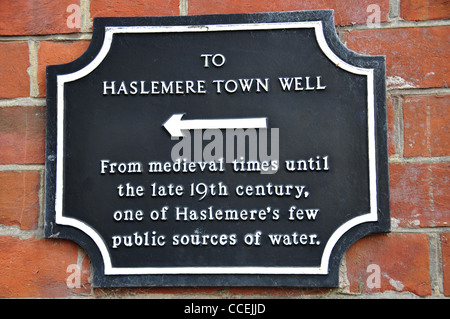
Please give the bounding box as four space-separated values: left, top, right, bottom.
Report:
162 113 268 138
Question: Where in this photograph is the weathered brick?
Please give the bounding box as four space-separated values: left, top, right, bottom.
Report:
400 0 450 21
0 0 81 35
188 0 390 26
389 163 449 228
0 106 46 165
37 41 90 97
0 42 30 99
389 163 430 227
403 95 450 158
431 164 450 225
442 233 450 296
344 27 450 89
90 0 179 18
428 96 450 157
0 236 90 297
346 233 431 296
403 98 428 157
0 171 40 230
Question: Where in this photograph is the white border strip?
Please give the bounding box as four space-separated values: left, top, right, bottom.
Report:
55 21 377 276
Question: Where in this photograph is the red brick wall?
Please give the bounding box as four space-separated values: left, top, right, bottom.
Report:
0 0 448 298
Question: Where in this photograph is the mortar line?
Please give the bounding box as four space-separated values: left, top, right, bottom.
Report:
396 96 404 157
391 96 402 156
388 156 450 164
0 97 46 107
36 168 46 239
27 40 39 98
390 227 450 234
429 233 444 296
388 88 450 96
0 225 38 239
388 0 400 21
0 33 92 42
0 164 44 171
80 0 92 33
180 0 188 16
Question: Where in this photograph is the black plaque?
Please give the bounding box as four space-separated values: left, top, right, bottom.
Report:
45 10 389 287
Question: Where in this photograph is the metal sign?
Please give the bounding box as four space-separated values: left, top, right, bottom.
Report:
45 10 390 287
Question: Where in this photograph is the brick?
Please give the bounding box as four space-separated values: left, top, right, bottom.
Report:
0 171 40 230
0 106 46 165
0 42 30 99
431 164 450 225
0 236 90 297
403 95 450 158
429 96 450 157
0 0 80 36
344 27 450 89
442 233 450 296
188 0 390 26
346 233 431 296
389 163 449 227
90 0 179 18
403 98 428 157
401 0 450 21
389 163 430 227
37 41 90 97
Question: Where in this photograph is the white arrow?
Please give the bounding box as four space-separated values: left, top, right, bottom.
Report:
163 113 268 138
